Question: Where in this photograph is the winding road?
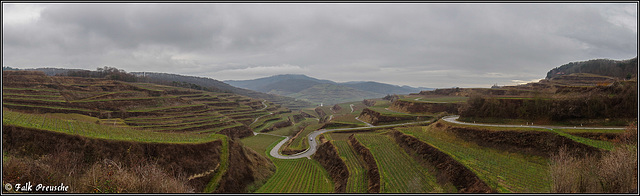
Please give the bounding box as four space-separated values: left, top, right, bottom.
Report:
249 100 273 135
269 116 435 159
442 115 626 130
266 115 626 160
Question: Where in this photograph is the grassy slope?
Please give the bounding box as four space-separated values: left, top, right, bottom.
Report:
333 140 368 193
355 132 443 193
440 120 617 151
288 121 324 150
254 137 333 193
3 109 224 144
397 125 551 193
240 134 284 156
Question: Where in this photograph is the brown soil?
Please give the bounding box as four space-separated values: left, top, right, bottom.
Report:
571 132 622 143
291 114 306 123
315 107 327 118
389 100 460 114
312 141 348 193
3 70 47 76
214 140 275 193
387 130 495 193
331 104 342 112
280 148 305 155
280 126 307 155
444 125 604 158
347 134 380 193
2 103 102 117
301 111 316 118
358 108 415 125
217 125 254 139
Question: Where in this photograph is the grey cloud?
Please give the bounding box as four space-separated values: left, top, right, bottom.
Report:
2 3 637 88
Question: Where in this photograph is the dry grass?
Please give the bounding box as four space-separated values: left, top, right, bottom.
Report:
616 121 638 144
78 160 193 193
550 145 637 193
3 150 194 193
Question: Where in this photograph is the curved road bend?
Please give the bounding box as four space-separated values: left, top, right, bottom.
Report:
260 100 268 110
270 117 435 159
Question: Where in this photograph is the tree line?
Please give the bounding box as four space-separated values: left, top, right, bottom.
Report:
459 82 637 121
546 57 637 79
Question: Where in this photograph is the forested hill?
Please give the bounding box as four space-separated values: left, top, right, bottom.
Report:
546 57 637 79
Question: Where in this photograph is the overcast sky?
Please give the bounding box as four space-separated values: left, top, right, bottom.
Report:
3 3 637 88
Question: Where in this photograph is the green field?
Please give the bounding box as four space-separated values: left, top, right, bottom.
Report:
331 101 366 115
2 109 224 144
355 133 444 193
287 121 325 150
333 140 368 193
240 134 284 155
255 158 333 193
397 125 552 193
549 129 616 151
330 114 367 125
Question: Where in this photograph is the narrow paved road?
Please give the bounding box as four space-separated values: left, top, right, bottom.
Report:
260 100 268 110
268 115 626 160
270 117 434 159
349 104 355 113
442 115 626 130
355 116 373 127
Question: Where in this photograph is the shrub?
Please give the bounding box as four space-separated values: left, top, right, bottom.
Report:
2 151 194 193
550 146 638 193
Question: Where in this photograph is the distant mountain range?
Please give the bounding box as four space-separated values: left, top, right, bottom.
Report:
225 74 433 105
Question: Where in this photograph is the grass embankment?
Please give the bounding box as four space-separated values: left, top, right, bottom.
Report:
355 132 444 193
251 116 281 131
333 140 368 193
253 137 334 193
287 121 324 150
240 134 284 156
441 120 618 151
255 158 334 193
548 129 616 151
2 93 64 99
397 125 551 193
126 104 205 112
203 136 229 193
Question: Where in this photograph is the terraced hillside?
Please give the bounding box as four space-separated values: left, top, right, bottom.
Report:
2 70 287 193
132 71 315 111
2 70 288 139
